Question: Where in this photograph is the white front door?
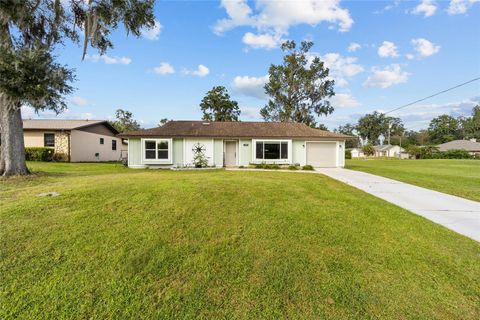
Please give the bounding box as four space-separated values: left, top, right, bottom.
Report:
225 141 237 167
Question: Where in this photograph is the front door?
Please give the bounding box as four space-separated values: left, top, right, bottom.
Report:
225 141 237 167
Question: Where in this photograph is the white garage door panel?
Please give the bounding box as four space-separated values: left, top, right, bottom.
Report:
306 142 337 167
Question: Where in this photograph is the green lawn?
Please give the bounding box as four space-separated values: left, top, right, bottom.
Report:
1 162 479 319
346 159 480 202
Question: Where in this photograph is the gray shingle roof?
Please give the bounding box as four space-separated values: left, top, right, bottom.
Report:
437 140 480 152
119 121 352 139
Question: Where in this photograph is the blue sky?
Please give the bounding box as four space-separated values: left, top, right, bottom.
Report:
25 0 480 130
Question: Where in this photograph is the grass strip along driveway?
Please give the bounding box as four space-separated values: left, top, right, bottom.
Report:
1 162 479 319
346 159 480 202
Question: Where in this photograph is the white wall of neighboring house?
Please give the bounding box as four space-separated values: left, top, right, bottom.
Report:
387 145 403 157
70 129 123 162
351 148 364 158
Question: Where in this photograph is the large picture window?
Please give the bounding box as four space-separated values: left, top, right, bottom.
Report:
255 141 288 160
143 139 171 162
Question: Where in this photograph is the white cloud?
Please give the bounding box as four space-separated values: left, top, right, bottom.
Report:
389 96 480 129
347 42 361 52
447 0 479 15
377 41 399 58
232 75 269 99
70 96 89 107
184 64 210 77
373 1 401 14
411 38 440 57
21 105 97 120
241 107 262 120
363 64 409 88
214 0 353 46
329 93 360 108
141 20 162 40
406 53 415 60
242 32 282 49
87 54 131 65
320 53 364 87
153 62 175 75
411 0 438 17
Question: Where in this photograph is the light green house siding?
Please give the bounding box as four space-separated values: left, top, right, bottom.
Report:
239 139 252 166
213 139 223 167
128 138 184 168
292 140 306 166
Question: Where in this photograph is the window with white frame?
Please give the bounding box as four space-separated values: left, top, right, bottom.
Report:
255 141 288 160
143 139 171 161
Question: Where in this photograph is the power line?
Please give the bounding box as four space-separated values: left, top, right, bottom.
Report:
384 77 480 115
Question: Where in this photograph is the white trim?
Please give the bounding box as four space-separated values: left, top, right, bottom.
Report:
251 139 292 164
127 138 131 167
141 138 173 164
128 165 146 169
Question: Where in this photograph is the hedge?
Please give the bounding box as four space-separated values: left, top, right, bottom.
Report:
25 147 54 161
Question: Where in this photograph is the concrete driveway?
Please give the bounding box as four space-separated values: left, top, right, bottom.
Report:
316 168 480 242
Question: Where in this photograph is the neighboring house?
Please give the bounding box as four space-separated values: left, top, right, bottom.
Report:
373 144 404 158
350 148 364 158
120 121 350 168
437 139 480 155
23 119 126 162
351 145 406 158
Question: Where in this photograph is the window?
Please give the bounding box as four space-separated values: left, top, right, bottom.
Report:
44 133 55 147
112 140 117 151
255 141 288 160
143 139 171 161
100 138 104 144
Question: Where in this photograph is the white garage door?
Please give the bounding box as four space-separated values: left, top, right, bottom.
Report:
306 142 337 167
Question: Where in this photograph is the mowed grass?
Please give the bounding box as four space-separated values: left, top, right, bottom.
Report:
346 158 480 202
1 162 479 319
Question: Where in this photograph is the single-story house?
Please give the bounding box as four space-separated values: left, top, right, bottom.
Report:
351 144 406 158
120 121 351 168
22 119 127 162
350 148 364 158
437 139 480 155
374 144 404 158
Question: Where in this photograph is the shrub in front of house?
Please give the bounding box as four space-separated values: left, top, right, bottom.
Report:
361 144 375 157
302 165 314 171
52 153 69 162
437 149 473 159
25 147 54 161
345 149 352 159
288 165 298 170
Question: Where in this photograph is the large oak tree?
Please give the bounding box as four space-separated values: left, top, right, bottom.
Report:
260 40 335 128
199 86 240 121
0 0 155 176
356 111 404 145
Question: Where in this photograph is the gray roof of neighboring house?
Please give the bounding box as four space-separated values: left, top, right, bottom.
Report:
119 121 352 139
437 140 480 152
23 119 119 134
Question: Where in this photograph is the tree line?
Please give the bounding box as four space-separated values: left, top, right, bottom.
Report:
334 106 480 149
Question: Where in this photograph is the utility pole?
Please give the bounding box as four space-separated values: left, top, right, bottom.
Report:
387 122 392 145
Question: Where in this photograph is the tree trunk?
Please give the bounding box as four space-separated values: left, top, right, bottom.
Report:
0 94 29 176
